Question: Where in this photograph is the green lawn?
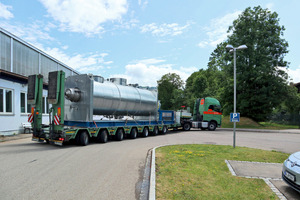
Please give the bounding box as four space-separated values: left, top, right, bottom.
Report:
156 145 288 200
221 116 299 129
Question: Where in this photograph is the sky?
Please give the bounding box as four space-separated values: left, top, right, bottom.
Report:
0 0 300 86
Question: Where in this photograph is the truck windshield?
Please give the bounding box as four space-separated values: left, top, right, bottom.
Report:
209 105 221 112
214 105 221 112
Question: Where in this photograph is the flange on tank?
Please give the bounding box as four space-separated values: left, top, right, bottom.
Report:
64 74 158 122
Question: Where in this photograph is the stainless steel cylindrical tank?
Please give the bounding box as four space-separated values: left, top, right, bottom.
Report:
65 74 158 121
92 81 157 116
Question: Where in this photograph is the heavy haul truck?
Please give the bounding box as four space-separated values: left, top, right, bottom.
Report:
28 71 222 146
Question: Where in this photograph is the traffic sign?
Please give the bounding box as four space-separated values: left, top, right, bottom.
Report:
230 113 240 122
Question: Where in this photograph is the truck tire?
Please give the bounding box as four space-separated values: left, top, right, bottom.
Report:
97 129 108 143
142 127 149 137
152 126 159 136
80 131 89 146
116 129 124 141
130 128 137 139
183 123 191 131
161 126 167 135
208 122 217 131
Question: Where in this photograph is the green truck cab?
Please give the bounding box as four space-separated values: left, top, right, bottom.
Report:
191 97 222 131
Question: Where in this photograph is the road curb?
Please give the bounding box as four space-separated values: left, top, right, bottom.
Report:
218 128 300 134
147 145 290 200
148 144 172 200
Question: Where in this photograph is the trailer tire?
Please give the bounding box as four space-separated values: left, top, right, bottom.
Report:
142 127 149 137
97 129 108 143
80 131 89 146
183 123 191 131
152 126 159 136
116 129 124 141
161 126 167 135
130 128 137 139
208 122 217 131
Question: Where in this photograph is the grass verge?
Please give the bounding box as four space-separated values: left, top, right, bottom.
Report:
221 116 299 129
156 144 288 200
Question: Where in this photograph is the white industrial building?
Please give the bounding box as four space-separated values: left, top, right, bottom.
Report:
0 27 78 135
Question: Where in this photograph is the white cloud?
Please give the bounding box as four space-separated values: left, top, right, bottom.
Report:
39 0 128 35
284 67 300 83
43 47 112 74
0 3 14 19
0 21 54 44
138 0 148 9
111 59 197 86
198 11 241 48
141 22 190 37
266 3 274 11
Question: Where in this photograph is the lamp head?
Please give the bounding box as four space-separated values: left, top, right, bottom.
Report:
226 44 234 50
237 45 247 50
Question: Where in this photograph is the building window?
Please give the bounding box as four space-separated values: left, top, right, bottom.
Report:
46 97 49 113
0 88 13 114
42 96 49 114
0 89 3 112
22 93 48 114
20 92 26 113
27 94 32 113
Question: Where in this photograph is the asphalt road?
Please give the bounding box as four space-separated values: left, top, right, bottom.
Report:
1 129 300 200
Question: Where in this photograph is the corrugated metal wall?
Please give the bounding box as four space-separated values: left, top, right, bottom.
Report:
0 29 78 82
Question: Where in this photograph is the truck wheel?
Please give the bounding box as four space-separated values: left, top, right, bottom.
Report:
116 129 124 141
80 131 89 146
161 126 167 135
152 126 159 136
208 122 217 131
97 129 108 143
142 127 149 137
183 123 191 131
130 128 137 139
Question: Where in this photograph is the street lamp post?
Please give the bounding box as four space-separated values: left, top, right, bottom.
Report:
226 44 247 148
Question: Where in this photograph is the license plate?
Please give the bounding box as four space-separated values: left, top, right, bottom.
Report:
54 141 63 146
285 171 296 182
32 137 44 142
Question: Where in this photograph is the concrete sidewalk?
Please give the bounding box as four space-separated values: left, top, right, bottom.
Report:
0 133 32 143
226 160 300 200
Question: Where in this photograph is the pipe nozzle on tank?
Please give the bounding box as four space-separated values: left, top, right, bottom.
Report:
65 88 81 102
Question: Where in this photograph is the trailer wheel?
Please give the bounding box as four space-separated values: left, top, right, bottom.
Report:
97 129 108 143
130 128 137 139
208 122 217 131
116 129 124 141
152 126 159 136
183 123 191 131
80 131 89 146
142 127 149 137
161 126 167 135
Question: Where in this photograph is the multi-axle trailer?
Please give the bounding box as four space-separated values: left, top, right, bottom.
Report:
28 71 222 146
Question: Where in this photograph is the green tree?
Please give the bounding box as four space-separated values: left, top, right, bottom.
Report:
185 68 224 110
209 6 289 121
157 73 184 110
